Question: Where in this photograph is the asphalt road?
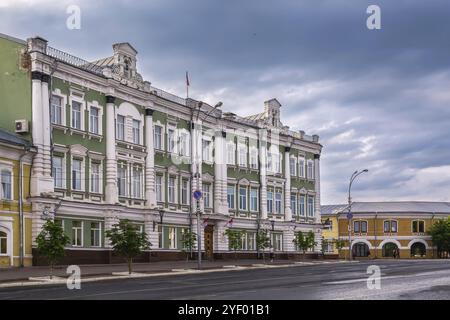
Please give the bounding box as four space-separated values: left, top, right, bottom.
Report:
0 260 449 300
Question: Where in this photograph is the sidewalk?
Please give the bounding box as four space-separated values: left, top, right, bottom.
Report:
0 259 345 284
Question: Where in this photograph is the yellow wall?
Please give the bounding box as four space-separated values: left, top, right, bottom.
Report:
321 215 339 254
0 156 33 267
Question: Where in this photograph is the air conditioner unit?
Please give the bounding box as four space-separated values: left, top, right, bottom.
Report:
15 120 29 133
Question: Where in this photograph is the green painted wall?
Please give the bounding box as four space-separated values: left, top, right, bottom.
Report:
0 36 31 140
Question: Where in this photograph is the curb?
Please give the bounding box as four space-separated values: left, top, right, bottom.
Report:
0 260 356 289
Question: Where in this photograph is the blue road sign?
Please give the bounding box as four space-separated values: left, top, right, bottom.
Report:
347 212 353 220
193 190 202 200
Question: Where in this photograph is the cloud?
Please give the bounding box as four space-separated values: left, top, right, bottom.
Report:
1 0 449 204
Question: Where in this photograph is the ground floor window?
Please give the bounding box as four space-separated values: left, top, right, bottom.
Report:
160 226 189 250
382 242 399 257
271 233 283 251
239 231 256 251
410 242 426 257
72 221 83 247
0 231 7 254
352 242 370 257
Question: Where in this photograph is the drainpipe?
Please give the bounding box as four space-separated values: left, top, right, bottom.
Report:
19 147 30 268
374 212 378 259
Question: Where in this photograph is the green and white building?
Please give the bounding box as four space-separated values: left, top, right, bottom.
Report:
1 33 323 264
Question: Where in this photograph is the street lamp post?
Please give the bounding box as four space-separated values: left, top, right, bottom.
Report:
347 169 368 261
192 101 223 270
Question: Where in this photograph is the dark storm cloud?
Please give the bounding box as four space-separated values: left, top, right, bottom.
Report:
1 0 450 203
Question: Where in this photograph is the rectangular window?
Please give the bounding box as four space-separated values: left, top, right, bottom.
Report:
238 145 247 167
71 101 82 129
132 166 142 198
299 157 305 178
227 185 235 209
307 196 314 217
227 143 235 165
51 95 63 125
156 175 163 202
250 188 258 211
290 158 297 176
117 165 127 197
1 170 12 200
273 234 283 251
90 222 101 247
72 221 83 247
267 153 272 172
361 221 368 233
168 129 176 152
154 125 162 150
391 220 397 233
0 232 7 254
89 106 99 134
52 156 64 189
168 176 176 203
307 161 314 179
275 191 282 214
267 191 273 213
116 115 125 140
181 179 189 205
72 159 82 190
179 132 189 156
168 227 177 249
354 221 360 233
384 220 397 233
273 154 282 174
203 184 211 208
90 162 100 193
412 220 425 233
132 119 140 144
250 149 258 169
247 232 255 250
299 196 306 216
291 195 297 215
239 186 247 211
202 140 211 162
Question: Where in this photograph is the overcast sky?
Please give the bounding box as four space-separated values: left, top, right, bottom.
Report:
2 0 450 204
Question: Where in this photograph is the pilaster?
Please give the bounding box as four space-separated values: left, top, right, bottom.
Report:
145 107 156 208
105 95 118 204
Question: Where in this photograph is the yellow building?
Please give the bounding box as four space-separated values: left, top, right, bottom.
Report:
0 129 35 267
323 202 450 259
321 205 341 256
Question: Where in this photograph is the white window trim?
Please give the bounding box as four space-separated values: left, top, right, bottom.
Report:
249 147 259 169
167 175 178 204
239 186 248 211
202 137 213 164
153 121 165 151
178 129 191 157
72 221 84 247
238 142 248 168
71 156 85 192
0 162 14 201
167 126 178 154
89 159 102 194
307 159 315 180
250 187 259 212
307 195 315 217
117 162 128 197
226 141 236 165
290 156 297 176
299 195 306 216
87 100 103 135
411 219 426 234
180 178 190 205
51 89 67 126
227 184 236 209
155 173 165 202
298 156 306 178
69 90 86 131
90 221 102 248
53 154 67 190
131 164 144 199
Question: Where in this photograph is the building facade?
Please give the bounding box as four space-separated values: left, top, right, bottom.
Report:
322 202 450 259
1 33 323 264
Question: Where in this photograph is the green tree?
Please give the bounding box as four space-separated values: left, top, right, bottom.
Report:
35 219 70 279
225 229 244 260
334 239 346 257
181 229 197 261
428 218 450 258
105 219 151 274
293 230 317 260
256 229 271 262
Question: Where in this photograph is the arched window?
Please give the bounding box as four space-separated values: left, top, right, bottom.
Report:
382 242 399 257
0 231 7 254
410 242 426 257
352 242 370 257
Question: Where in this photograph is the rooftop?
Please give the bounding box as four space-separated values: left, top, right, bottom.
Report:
322 201 450 215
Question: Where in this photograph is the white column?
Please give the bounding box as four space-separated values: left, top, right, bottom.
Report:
314 154 321 224
41 75 52 178
145 107 156 208
283 229 295 252
259 129 268 220
191 120 203 211
284 148 292 221
105 95 118 204
214 129 228 214
104 212 119 248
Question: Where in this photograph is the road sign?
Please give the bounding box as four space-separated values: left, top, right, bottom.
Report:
193 190 202 200
347 212 353 220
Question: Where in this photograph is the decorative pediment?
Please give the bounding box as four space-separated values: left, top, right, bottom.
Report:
167 165 179 175
238 178 250 186
70 144 88 157
299 187 307 194
202 172 214 183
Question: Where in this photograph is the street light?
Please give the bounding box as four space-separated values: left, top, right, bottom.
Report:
347 169 368 260
192 100 223 270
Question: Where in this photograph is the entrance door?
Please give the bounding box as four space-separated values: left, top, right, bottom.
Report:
204 225 214 261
